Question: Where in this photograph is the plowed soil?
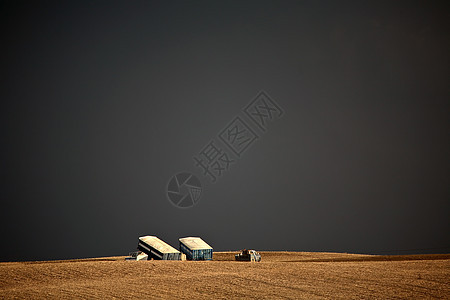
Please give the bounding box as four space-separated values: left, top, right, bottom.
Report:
1 252 449 299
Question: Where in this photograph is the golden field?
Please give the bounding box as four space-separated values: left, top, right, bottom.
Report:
1 252 449 299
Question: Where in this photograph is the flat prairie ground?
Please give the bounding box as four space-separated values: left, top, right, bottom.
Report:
0 252 449 299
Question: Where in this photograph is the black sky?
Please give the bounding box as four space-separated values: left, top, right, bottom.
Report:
1 0 449 261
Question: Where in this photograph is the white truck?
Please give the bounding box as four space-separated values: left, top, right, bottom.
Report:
235 249 261 262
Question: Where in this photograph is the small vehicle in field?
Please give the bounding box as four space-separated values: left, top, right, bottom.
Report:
235 249 261 262
125 251 149 261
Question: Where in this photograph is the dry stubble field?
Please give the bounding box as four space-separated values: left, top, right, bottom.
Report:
1 252 449 299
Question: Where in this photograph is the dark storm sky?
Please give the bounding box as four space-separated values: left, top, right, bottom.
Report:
1 1 449 261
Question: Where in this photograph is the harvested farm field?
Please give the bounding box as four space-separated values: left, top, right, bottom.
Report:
1 252 449 299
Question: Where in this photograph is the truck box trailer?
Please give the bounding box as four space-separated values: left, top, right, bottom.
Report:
137 236 181 260
179 237 213 261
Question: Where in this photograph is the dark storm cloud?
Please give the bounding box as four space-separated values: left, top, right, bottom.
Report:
1 1 449 261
